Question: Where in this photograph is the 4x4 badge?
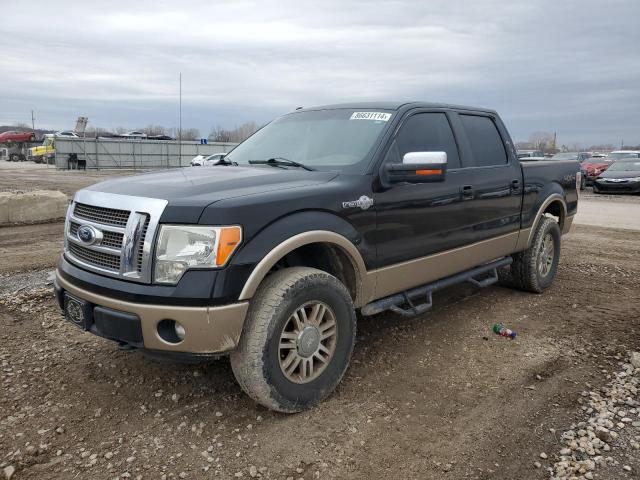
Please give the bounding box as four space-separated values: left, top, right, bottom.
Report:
342 195 374 211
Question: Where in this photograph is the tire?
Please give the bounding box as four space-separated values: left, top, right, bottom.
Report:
580 175 586 191
230 267 356 413
510 216 561 293
9 154 19 162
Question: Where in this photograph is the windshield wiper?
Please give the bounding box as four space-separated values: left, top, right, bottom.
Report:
248 157 315 171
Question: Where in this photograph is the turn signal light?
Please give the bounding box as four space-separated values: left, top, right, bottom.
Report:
217 226 242 266
416 169 443 176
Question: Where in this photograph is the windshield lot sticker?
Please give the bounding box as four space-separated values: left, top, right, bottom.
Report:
350 112 392 122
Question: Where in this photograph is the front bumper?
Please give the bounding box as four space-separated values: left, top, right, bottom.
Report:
593 180 640 194
55 270 249 354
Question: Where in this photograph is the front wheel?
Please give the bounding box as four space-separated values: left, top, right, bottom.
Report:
230 267 356 413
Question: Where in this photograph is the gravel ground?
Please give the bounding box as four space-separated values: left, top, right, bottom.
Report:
0 223 639 480
0 162 131 197
1 164 639 479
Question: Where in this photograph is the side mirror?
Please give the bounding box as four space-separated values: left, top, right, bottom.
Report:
386 151 447 183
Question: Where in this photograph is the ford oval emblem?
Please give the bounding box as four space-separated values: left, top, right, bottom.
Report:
77 225 97 245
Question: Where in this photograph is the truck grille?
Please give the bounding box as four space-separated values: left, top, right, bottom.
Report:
68 243 121 271
74 203 130 227
69 221 124 249
64 192 167 283
137 218 150 273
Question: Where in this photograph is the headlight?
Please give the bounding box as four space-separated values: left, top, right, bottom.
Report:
154 225 241 284
629 177 640 182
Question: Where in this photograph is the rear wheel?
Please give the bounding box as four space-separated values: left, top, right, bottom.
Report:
509 216 561 293
230 267 356 413
9 153 19 162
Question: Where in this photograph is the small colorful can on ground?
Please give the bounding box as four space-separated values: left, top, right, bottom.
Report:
493 323 517 339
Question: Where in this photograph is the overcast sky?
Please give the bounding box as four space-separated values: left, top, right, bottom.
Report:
1 0 639 146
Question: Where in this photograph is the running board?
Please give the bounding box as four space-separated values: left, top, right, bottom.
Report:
361 256 513 317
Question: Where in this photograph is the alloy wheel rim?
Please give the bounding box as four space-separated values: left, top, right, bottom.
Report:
278 301 337 384
538 233 555 277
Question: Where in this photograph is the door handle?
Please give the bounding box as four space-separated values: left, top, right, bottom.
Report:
461 184 474 200
511 179 521 191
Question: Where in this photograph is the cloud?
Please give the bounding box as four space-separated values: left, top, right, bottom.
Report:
0 0 638 145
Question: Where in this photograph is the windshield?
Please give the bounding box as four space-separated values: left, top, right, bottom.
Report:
609 152 640 160
607 161 640 172
225 109 393 172
550 153 577 161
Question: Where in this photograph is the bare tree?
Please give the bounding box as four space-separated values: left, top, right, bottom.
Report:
209 121 260 143
142 125 168 136
209 125 231 142
528 131 555 153
180 128 200 141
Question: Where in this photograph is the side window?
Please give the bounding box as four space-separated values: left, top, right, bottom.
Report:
394 113 461 169
459 114 508 167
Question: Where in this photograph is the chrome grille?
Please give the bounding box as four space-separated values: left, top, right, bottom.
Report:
69 221 124 249
68 243 120 271
102 231 124 249
64 191 168 283
137 217 150 273
74 202 130 227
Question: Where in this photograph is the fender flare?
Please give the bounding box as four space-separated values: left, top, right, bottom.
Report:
237 230 369 306
517 193 567 251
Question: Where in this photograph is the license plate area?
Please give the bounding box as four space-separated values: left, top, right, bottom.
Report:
64 292 92 330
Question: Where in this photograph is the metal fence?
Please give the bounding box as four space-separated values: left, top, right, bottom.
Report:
54 138 238 170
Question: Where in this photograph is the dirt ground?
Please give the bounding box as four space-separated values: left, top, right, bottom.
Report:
1 166 640 480
0 162 131 197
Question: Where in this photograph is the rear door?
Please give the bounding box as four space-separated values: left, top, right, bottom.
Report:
451 112 522 245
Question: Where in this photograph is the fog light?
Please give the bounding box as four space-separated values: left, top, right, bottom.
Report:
175 322 185 341
157 319 186 344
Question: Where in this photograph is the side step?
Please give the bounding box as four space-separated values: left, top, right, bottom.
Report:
361 256 513 317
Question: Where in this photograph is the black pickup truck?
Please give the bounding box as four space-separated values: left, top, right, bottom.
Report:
54 102 579 412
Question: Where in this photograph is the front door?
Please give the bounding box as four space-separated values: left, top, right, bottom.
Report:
373 111 474 269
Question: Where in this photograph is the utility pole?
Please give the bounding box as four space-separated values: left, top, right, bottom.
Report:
178 72 182 167
31 110 35 131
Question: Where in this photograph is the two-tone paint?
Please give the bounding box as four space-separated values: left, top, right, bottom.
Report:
55 101 579 354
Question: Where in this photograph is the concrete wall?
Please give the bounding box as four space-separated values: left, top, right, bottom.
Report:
0 190 68 225
54 138 238 170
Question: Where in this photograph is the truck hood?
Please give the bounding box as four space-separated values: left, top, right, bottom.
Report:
85 165 338 208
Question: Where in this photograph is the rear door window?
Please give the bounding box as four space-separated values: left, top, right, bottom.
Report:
459 114 508 167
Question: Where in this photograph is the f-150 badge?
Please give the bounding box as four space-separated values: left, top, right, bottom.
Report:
342 195 374 210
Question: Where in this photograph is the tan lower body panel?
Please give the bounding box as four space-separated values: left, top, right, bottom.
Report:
56 271 248 354
364 231 520 301
563 214 574 234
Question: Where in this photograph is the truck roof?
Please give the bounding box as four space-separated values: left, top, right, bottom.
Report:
296 101 497 115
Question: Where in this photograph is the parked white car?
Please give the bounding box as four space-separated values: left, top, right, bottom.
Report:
55 131 79 138
191 153 227 166
120 131 147 139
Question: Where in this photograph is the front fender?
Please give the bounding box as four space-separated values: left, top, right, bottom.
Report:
230 211 371 305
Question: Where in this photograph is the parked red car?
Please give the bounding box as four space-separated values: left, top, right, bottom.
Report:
0 130 36 143
581 158 613 184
